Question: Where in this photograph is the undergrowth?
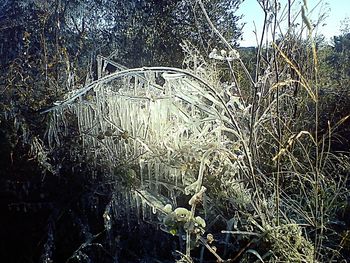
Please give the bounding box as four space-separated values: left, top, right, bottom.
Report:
33 0 350 262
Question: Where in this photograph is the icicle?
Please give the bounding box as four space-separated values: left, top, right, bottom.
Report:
152 206 157 214
147 161 152 184
47 109 61 148
141 197 146 221
139 158 144 186
154 162 160 193
174 167 179 188
103 203 112 231
135 193 141 224
167 149 171 163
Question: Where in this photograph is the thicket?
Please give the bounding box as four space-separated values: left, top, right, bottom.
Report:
1 0 350 262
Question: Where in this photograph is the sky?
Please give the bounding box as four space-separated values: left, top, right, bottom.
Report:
237 0 350 46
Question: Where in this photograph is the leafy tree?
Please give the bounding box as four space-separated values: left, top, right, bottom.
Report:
325 33 350 86
59 0 243 67
317 25 350 150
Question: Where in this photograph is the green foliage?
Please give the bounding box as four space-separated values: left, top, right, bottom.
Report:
317 30 350 149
